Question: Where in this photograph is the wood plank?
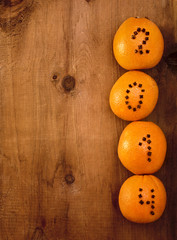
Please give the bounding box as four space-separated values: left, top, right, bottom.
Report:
0 0 176 239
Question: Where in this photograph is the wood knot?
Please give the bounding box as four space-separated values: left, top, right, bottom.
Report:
165 47 177 72
2 0 23 7
0 0 34 21
62 75 75 92
51 72 59 86
31 227 48 240
65 174 75 185
52 74 58 80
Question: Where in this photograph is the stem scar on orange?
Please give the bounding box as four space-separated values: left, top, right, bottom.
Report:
118 121 167 174
119 175 167 223
113 17 164 70
109 71 158 121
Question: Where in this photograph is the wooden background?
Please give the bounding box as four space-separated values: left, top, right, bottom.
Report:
0 0 176 239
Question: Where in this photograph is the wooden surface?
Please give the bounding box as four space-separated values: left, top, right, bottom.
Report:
0 0 176 239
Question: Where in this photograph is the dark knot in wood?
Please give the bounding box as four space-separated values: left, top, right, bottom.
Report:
51 73 59 86
65 174 75 184
0 0 34 28
166 50 177 67
2 0 23 7
31 227 48 240
52 74 58 80
62 75 75 92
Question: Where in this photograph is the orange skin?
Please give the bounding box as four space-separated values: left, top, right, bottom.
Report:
119 175 167 223
118 121 167 174
113 17 164 70
109 71 158 121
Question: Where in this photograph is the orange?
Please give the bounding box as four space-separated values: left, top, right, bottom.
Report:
113 17 164 70
109 71 158 121
119 175 167 223
118 121 167 174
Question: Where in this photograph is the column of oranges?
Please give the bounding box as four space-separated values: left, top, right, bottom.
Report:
109 17 167 223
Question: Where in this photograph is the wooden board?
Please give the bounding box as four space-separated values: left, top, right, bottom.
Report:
0 0 176 239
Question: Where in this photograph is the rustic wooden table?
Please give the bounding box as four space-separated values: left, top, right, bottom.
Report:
0 0 176 239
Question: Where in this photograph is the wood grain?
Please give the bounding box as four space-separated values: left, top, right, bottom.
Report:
0 0 176 239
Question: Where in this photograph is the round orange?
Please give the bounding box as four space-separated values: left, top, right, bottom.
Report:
118 121 167 174
119 175 167 223
109 71 158 121
113 17 164 70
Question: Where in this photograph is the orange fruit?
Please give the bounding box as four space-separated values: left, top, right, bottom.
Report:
119 175 167 223
109 71 158 121
118 121 167 174
113 17 164 70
